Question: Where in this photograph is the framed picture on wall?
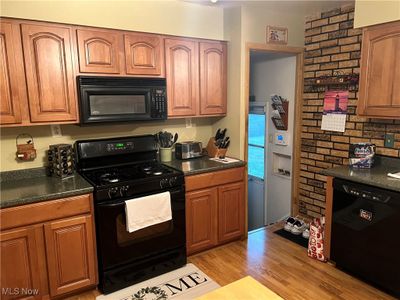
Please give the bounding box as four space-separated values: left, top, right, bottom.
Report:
266 26 288 44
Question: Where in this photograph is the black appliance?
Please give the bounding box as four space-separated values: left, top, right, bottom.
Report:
77 76 167 125
331 178 400 297
75 135 186 294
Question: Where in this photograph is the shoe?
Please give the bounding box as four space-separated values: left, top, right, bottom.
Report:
284 216 297 232
302 228 310 239
291 220 307 235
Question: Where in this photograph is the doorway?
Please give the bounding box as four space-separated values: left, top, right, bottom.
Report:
245 44 303 232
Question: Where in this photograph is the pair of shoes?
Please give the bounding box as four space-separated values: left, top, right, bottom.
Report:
284 216 297 232
284 216 307 235
291 219 307 235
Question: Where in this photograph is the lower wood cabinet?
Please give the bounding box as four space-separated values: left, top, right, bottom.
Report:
44 215 97 297
185 167 245 255
0 194 97 299
0 226 44 300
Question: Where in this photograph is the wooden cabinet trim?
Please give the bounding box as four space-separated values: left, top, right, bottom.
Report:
0 194 92 230
185 167 245 192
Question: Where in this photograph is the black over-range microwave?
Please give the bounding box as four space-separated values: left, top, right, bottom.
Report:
77 76 167 125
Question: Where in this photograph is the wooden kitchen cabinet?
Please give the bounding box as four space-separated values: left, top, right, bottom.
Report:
358 21 400 119
166 38 227 118
218 182 245 243
165 38 199 117
0 20 26 125
44 215 97 297
124 32 164 76
0 194 97 299
199 42 227 115
186 188 218 254
185 167 245 255
0 226 44 300
21 23 78 123
77 29 123 74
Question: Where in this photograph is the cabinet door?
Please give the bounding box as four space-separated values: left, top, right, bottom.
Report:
218 182 245 243
0 227 43 300
165 38 199 117
358 21 400 118
199 41 227 115
77 29 123 74
44 215 96 297
0 20 26 125
124 33 164 76
186 188 218 255
21 23 78 123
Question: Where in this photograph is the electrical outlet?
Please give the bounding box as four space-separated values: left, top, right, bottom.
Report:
50 125 62 137
185 118 192 128
384 133 395 148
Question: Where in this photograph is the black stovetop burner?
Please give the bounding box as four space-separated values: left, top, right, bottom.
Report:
83 162 175 187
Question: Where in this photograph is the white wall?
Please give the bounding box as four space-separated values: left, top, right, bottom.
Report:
250 53 297 224
1 0 224 39
354 0 400 28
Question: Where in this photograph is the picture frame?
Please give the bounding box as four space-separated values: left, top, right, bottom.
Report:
266 26 288 44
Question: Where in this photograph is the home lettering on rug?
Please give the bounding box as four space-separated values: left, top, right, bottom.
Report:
163 272 208 296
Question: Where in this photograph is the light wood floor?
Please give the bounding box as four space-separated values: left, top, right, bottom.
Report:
68 223 395 300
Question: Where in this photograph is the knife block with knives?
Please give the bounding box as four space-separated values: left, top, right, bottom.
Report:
207 128 230 158
206 138 227 158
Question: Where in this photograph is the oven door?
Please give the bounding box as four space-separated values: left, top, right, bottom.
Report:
95 188 186 271
79 87 153 124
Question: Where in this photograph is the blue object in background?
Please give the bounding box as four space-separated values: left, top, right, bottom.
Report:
248 114 265 179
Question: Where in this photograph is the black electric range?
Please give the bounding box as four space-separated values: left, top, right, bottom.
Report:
75 135 186 294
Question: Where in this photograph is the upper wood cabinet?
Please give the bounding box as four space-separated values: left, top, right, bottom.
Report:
44 215 96 297
0 20 26 125
21 23 78 123
166 38 227 118
77 29 123 74
199 42 227 115
358 21 400 119
165 38 199 117
124 33 164 76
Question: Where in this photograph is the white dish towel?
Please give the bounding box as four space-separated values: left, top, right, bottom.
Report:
125 191 172 233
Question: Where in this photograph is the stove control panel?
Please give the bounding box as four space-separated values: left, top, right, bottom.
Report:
160 176 179 189
106 142 134 152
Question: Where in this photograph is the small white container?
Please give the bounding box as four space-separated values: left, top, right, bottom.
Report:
159 147 173 162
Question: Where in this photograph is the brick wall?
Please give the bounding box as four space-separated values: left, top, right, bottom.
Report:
299 5 400 218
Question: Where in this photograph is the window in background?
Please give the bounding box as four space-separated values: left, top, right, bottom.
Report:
248 113 265 179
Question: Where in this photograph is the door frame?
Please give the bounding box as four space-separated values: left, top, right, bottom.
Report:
244 42 304 222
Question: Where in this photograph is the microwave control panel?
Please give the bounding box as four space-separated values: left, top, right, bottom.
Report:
151 89 167 118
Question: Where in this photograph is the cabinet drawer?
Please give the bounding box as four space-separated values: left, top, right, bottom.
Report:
185 167 245 192
0 194 92 230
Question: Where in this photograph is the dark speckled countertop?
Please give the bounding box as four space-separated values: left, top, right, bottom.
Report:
321 156 400 192
163 156 246 176
0 168 93 209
